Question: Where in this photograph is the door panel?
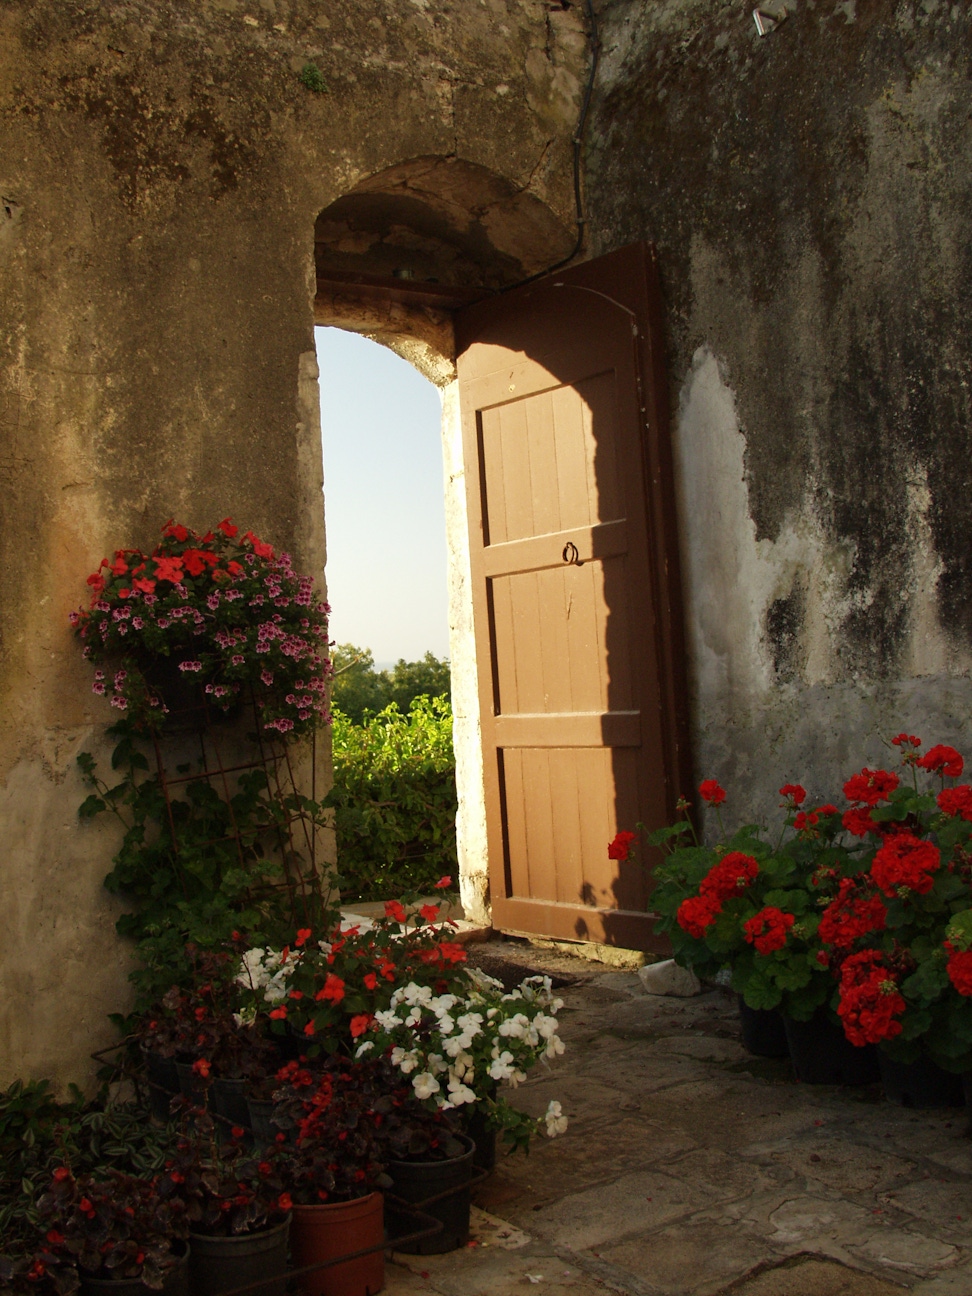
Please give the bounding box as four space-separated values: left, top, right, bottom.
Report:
456 243 691 951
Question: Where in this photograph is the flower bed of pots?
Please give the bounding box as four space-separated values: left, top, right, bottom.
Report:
616 734 972 1109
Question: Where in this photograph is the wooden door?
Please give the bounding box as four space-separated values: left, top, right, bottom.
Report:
455 243 690 951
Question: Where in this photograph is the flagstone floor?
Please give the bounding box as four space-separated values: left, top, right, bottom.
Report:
383 938 972 1296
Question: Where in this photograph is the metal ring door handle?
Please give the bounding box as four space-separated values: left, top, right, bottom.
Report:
562 542 580 565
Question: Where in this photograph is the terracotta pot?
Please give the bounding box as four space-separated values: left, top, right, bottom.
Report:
289 1193 384 1296
189 1215 290 1296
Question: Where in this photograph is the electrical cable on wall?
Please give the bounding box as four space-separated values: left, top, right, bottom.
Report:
501 0 600 293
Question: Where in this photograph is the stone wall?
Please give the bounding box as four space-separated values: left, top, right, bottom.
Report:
0 0 583 1089
588 0 972 825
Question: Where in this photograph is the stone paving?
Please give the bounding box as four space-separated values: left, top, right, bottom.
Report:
383 938 972 1296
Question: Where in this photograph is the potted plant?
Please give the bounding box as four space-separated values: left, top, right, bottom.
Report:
162 1115 291 1296
361 966 568 1159
70 517 331 737
268 1056 391 1296
235 893 469 1058
34 1166 190 1295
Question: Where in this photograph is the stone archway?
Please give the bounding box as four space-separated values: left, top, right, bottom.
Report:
311 155 575 927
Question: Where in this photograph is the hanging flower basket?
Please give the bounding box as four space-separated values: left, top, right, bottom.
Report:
71 518 331 739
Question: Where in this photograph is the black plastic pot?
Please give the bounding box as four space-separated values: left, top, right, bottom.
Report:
878 1050 965 1108
246 1096 281 1148
174 1061 209 1108
80 1242 189 1296
386 1133 475 1255
469 1119 497 1173
782 1009 880 1085
212 1076 251 1133
142 1047 179 1124
188 1215 290 1296
738 998 790 1059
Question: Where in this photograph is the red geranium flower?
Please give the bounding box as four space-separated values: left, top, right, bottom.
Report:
419 903 440 923
698 779 726 805
269 1006 288 1020
608 830 637 861
779 783 807 805
295 928 312 947
700 852 759 902
244 530 275 559
870 832 941 896
384 900 407 923
843 767 899 806
945 943 972 996
278 1193 293 1212
153 555 185 584
837 950 906 1046
842 806 878 838
192 1058 211 1078
818 879 887 949
162 520 190 542
218 517 239 537
676 895 720 938
917 744 964 779
350 1013 374 1038
434 876 452 889
937 785 972 822
363 972 378 990
743 906 795 954
891 733 921 748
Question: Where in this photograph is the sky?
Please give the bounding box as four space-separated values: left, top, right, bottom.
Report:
316 326 450 665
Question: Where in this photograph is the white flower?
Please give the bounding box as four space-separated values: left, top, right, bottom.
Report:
507 1068 527 1089
430 994 458 1016
489 1050 516 1081
405 1006 423 1027
545 1100 568 1137
375 1009 402 1030
412 1072 441 1100
355 1041 374 1058
443 1035 468 1058
446 1078 477 1105
391 1046 420 1075
534 1014 559 1039
457 1012 483 1038
499 1013 530 1040
545 1036 565 1059
464 966 504 992
427 1052 448 1075
436 1014 455 1036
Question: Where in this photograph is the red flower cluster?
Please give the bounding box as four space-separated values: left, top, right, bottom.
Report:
743 906 795 954
841 807 878 838
837 950 906 1046
891 733 921 748
945 942 972 996
675 852 759 939
917 744 964 778
817 878 887 948
779 783 806 805
843 767 899 806
870 832 941 896
677 895 719 938
793 804 838 834
608 830 637 861
937 785 972 822
698 779 726 806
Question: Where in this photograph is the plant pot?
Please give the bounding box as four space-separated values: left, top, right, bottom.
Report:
386 1133 475 1255
738 998 789 1059
290 1193 384 1296
782 1009 880 1085
464 1107 497 1172
212 1076 251 1134
878 1050 965 1108
80 1241 189 1296
189 1215 290 1296
142 1047 180 1123
246 1097 282 1148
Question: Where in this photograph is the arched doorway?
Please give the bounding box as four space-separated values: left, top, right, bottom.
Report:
311 158 689 947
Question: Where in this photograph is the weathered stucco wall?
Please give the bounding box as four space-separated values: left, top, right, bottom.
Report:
588 0 972 825
0 0 583 1088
